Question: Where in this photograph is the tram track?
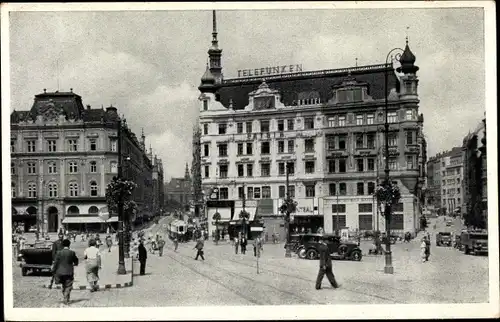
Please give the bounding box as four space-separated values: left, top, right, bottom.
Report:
164 248 326 305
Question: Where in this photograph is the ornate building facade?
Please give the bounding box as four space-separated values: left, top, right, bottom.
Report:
197 11 426 238
10 90 162 233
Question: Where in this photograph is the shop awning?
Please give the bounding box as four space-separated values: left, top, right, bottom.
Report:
207 208 231 222
106 216 119 223
62 216 105 224
233 207 257 221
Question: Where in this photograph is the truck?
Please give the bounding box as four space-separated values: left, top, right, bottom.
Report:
436 232 452 247
460 230 488 255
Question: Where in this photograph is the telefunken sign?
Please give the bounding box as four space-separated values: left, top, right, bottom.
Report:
237 64 303 78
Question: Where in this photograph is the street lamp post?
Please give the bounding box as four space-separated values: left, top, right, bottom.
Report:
284 162 292 258
383 47 404 275
117 118 127 275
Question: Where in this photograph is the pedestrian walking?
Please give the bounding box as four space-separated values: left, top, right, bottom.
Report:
173 236 179 252
84 239 101 292
95 234 102 248
138 240 147 275
234 236 239 254
48 233 65 289
51 239 79 306
315 239 339 290
105 235 113 252
157 236 165 256
424 235 431 262
420 237 427 262
240 236 247 254
253 236 262 257
194 238 205 260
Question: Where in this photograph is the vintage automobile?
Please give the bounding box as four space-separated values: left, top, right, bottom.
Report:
461 230 488 255
436 232 453 247
296 233 362 261
18 242 53 276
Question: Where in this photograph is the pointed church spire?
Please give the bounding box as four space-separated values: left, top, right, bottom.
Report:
184 162 190 180
212 10 218 48
207 10 223 84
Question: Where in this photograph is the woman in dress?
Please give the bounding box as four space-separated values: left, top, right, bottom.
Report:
84 239 101 292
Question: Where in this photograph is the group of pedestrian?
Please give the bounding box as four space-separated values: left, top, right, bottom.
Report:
420 232 431 262
233 233 248 254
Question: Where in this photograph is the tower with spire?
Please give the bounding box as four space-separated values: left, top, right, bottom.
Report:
184 162 190 180
140 128 146 152
397 37 419 99
208 10 223 84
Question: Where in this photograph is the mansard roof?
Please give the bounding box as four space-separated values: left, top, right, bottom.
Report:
215 64 399 110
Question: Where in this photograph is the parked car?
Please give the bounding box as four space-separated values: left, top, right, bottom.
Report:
460 230 488 255
436 232 452 247
17 242 53 276
296 233 362 261
286 233 322 258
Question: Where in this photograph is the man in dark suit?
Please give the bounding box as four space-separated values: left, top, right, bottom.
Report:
315 239 339 290
48 233 65 289
138 240 147 275
51 239 79 305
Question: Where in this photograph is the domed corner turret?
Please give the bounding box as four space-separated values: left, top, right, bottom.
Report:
397 41 419 74
198 64 217 93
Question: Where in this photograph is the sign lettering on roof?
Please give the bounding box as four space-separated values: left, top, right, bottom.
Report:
237 64 303 78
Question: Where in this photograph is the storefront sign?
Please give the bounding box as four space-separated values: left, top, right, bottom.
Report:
237 64 303 78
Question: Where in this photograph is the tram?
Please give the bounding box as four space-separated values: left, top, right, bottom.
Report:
167 219 188 242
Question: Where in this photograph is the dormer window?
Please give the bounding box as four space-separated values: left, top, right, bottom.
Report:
337 88 363 103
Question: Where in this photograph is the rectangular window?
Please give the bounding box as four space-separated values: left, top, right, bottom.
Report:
90 162 97 173
254 187 261 199
388 133 398 147
367 133 375 149
328 117 335 127
247 187 254 199
328 159 336 173
355 134 364 149
358 215 373 230
68 139 78 152
287 140 295 153
11 140 16 153
238 164 244 177
357 182 365 195
69 162 78 173
204 144 210 157
367 114 374 125
246 143 253 155
305 161 315 174
326 135 335 150
262 186 271 199
27 140 36 152
304 118 314 129
287 162 295 176
47 140 57 152
278 163 285 176
406 131 414 145
389 158 397 170
388 112 398 123
304 138 315 152
260 120 270 132
111 139 117 152
332 215 347 230
338 159 346 173
237 143 243 156
339 182 347 195
89 139 97 151
367 158 375 171
48 162 57 174
287 119 294 131
358 203 373 213
218 144 228 157
218 123 227 134
331 204 346 213
393 203 404 212
356 115 364 126
329 183 336 196
260 163 270 177
390 214 404 230
338 135 347 150
277 120 284 131
278 141 285 153
246 122 252 133
357 159 364 172
406 109 414 120
305 184 315 197
261 141 270 154
246 164 253 177
203 100 208 111
237 122 243 134
27 162 36 174
203 124 208 135
338 116 346 127
279 186 286 198
406 156 415 169
219 165 228 178
204 166 209 178
368 182 376 195
238 187 244 199
288 185 296 198
219 188 229 200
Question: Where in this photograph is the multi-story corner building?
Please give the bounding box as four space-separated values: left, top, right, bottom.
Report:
164 163 192 212
10 90 160 233
425 156 442 212
196 11 426 239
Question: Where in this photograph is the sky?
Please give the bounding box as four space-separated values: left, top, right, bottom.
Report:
7 5 486 181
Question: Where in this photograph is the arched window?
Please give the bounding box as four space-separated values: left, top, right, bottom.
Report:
68 182 79 197
27 182 37 198
11 162 15 175
90 181 98 197
11 182 16 198
110 161 118 173
48 182 58 198
67 206 80 215
90 161 97 173
88 206 99 215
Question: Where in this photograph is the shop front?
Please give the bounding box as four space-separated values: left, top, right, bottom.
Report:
207 207 231 240
12 206 38 232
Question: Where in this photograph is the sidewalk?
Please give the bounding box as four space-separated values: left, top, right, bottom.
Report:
43 245 133 290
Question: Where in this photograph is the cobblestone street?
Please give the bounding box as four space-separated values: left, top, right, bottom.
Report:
12 217 489 308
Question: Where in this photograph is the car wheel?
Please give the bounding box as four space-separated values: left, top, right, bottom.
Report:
21 268 27 276
338 245 348 256
306 249 318 260
464 246 469 255
351 250 362 261
297 248 307 259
